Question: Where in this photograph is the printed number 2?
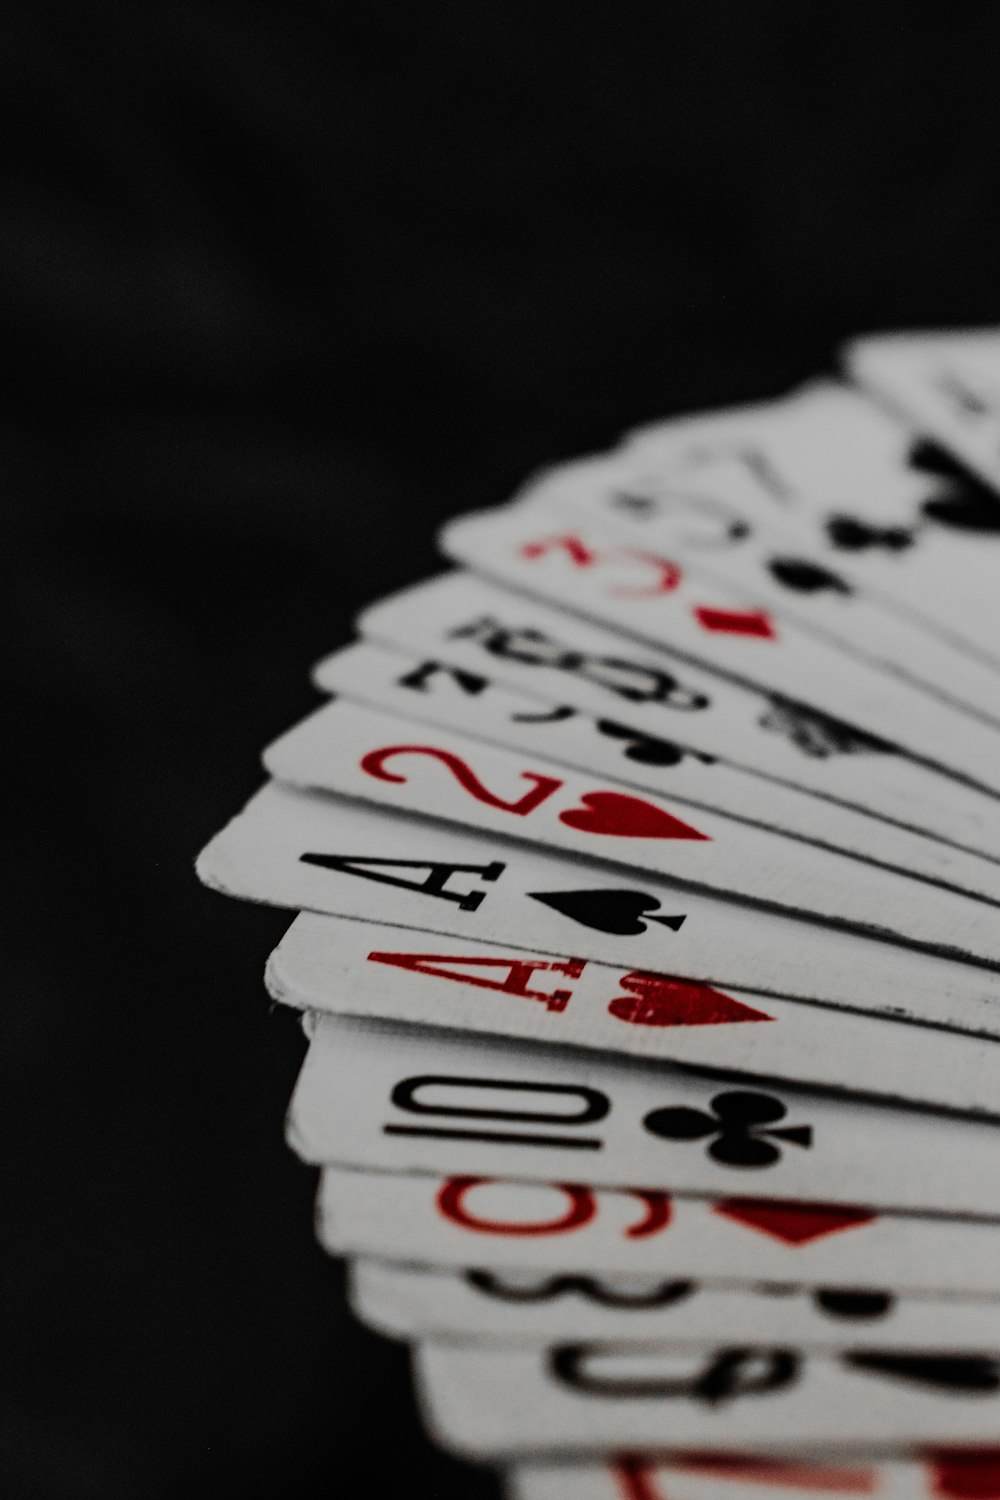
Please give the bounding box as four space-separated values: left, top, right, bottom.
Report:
361 744 564 816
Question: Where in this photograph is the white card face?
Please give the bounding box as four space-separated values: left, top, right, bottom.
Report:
438 506 1000 796
356 571 1000 865
509 1453 986 1500
196 784 1000 1038
623 379 926 511
289 1013 1000 1217
415 1338 1000 1458
350 1257 1000 1354
311 638 1000 908
318 1165 1000 1296
262 696 1000 968
624 380 1000 677
270 913 1000 1117
499 442 1000 733
847 329 1000 494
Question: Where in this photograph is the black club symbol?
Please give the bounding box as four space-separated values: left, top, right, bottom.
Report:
643 1090 813 1169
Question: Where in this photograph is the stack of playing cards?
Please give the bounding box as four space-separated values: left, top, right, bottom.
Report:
196 328 1000 1498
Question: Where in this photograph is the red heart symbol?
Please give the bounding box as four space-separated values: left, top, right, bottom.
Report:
559 791 710 840
608 972 773 1027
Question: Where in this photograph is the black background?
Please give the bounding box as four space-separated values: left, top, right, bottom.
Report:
5 5 1000 1496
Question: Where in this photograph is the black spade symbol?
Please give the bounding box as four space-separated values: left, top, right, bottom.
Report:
528 888 686 936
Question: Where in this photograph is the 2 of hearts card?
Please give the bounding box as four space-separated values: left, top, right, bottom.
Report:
196 326 1000 1491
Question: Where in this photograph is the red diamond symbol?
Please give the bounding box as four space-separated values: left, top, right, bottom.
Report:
713 1198 877 1245
927 1449 1000 1499
694 605 776 639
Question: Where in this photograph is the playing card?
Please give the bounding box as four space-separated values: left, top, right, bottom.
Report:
262 696 1000 967
847 328 1000 495
288 1012 1000 1216
622 374 922 502
192 320 1000 1482
508 1452 1000 1500
198 784 1000 1037
269 913 1000 1115
625 380 1000 676
312 638 1000 907
317 1166 1000 1296
357 571 1000 863
417 1336 1000 1457
349 1256 1000 1353
497 442 1000 732
439 507 1000 795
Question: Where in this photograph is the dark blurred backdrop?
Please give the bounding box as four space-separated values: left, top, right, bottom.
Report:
5 5 1000 1496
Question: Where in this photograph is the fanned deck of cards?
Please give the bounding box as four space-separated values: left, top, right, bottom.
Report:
196 328 1000 1497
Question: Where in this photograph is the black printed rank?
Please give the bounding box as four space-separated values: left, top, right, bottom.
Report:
382 1077 808 1169
396 659 715 769
448 615 711 710
298 852 505 911
466 1270 696 1309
